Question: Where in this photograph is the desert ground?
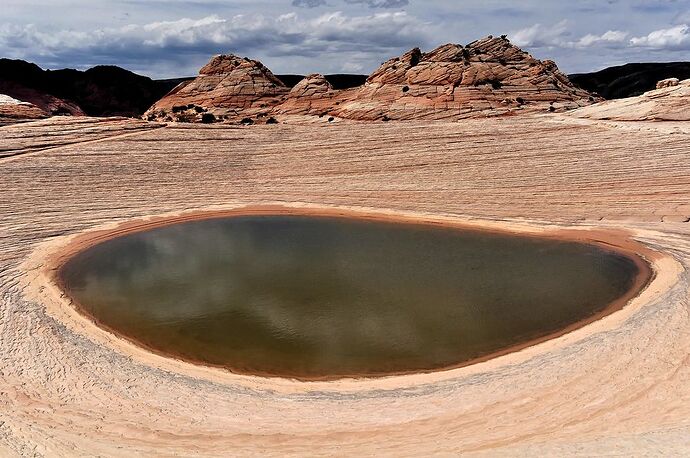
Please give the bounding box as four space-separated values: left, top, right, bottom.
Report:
1 113 689 456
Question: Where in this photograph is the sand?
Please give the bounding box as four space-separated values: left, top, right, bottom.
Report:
1 115 689 456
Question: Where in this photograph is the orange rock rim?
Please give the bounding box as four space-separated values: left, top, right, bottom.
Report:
48 204 654 382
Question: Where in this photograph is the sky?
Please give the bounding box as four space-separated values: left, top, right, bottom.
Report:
1 0 690 79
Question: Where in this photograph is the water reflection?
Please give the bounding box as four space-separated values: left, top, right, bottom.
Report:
61 216 640 378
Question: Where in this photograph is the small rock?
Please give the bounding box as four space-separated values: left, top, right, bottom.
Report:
657 78 680 89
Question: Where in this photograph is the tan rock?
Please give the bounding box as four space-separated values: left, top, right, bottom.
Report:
572 78 690 121
1 115 689 455
657 77 680 89
0 93 48 124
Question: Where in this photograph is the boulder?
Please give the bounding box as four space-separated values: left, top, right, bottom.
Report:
657 78 680 89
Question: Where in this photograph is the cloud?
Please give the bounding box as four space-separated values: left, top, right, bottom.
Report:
292 0 409 8
575 30 628 48
344 0 409 8
630 23 690 49
0 12 432 76
510 22 629 49
292 0 327 7
509 20 570 48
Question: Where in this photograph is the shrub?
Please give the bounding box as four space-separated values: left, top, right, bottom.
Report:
201 113 216 123
175 112 195 123
489 79 503 89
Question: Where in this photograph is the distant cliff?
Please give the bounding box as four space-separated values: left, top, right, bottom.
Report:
0 59 191 117
569 62 690 99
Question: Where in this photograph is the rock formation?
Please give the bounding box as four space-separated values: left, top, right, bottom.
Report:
144 54 289 122
0 93 47 124
572 78 690 121
143 36 598 123
274 74 337 116
0 80 84 117
327 36 597 121
657 78 680 89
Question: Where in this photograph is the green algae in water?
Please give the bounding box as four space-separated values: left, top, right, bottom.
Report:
60 215 641 378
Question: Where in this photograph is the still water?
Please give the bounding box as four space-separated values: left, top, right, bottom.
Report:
60 215 641 378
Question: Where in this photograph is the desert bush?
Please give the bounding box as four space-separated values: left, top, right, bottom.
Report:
201 113 216 123
175 112 195 123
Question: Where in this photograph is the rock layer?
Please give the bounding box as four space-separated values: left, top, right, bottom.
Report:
0 81 84 117
0 94 47 124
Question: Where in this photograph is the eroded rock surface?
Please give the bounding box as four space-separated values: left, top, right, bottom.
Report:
573 78 690 121
0 94 47 124
274 74 336 116
0 81 84 118
0 116 689 455
328 37 597 121
144 36 598 124
144 54 289 123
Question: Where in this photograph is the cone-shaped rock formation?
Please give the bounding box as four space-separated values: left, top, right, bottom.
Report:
144 54 289 122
